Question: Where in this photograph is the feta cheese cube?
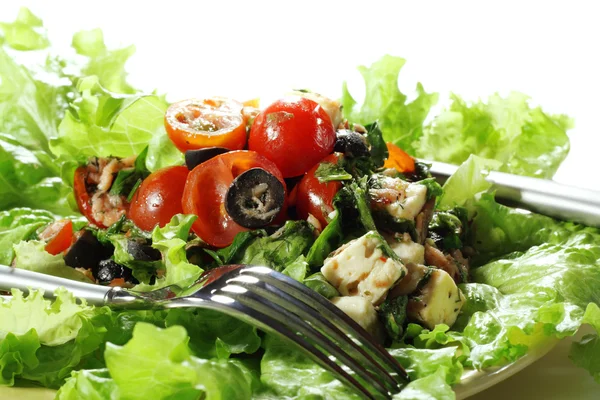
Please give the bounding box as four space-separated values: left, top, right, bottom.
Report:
386 234 425 265
369 175 428 222
321 232 406 305
407 269 466 329
331 296 383 341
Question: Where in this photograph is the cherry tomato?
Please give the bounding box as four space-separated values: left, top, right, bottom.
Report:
182 151 286 248
248 97 336 178
165 97 247 152
200 264 243 286
129 166 189 231
73 166 106 228
295 154 342 229
39 220 74 255
384 142 415 173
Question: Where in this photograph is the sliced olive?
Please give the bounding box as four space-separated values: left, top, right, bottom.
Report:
225 168 285 229
126 240 161 261
64 230 113 270
333 130 370 158
94 259 138 284
185 147 230 170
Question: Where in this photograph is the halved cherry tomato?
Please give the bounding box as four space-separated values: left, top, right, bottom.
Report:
165 97 247 152
182 151 286 248
296 154 342 229
248 97 336 178
200 264 243 286
129 166 189 231
384 142 415 173
39 219 74 255
73 166 106 228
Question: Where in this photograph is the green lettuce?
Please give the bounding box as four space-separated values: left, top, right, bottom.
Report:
128 214 203 291
51 76 182 174
343 55 572 179
0 289 107 387
0 208 55 265
0 8 49 51
12 241 92 283
341 55 438 156
104 323 255 400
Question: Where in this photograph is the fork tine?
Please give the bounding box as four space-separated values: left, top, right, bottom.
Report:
195 288 380 400
240 266 409 383
227 274 401 394
219 280 392 397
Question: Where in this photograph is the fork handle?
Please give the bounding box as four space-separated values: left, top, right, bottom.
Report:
0 264 110 305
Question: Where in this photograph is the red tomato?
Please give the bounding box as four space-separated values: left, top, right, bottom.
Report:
165 97 247 152
129 166 189 231
295 154 342 229
73 166 106 228
384 142 415 173
182 151 286 248
248 97 336 178
200 264 243 286
39 220 74 255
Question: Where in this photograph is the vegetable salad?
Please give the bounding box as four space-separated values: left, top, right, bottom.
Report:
1 8 599 400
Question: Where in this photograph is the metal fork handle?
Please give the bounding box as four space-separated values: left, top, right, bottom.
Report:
0 264 110 305
426 159 600 227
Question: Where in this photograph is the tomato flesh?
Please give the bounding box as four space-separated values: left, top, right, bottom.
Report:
182 151 286 248
39 220 74 255
384 142 415 173
165 97 247 152
296 154 342 229
248 97 336 178
129 166 189 231
73 166 106 228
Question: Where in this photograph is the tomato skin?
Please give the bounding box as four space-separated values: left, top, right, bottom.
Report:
296 154 342 228
384 142 415 173
201 264 243 286
129 166 189 231
39 220 74 255
182 151 286 248
248 97 336 178
165 97 247 152
74 167 106 228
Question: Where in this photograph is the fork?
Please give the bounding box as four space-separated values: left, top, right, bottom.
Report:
0 264 409 399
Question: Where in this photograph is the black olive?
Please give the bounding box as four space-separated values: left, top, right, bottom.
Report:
64 230 113 270
333 130 370 158
225 168 285 229
94 259 138 284
126 240 161 261
185 147 230 170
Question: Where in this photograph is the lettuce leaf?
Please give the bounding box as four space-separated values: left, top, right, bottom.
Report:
104 323 254 400
56 369 118 400
130 214 202 291
0 8 49 51
0 289 107 387
343 55 572 179
12 240 92 283
51 76 182 174
0 208 55 265
419 92 572 179
342 55 438 156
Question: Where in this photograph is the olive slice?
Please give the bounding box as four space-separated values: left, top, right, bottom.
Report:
225 168 285 229
185 147 230 170
126 239 161 261
64 230 113 270
333 130 369 158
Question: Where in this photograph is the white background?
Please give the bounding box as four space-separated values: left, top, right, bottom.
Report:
2 0 599 189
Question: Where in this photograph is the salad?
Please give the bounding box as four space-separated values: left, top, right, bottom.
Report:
1 8 599 400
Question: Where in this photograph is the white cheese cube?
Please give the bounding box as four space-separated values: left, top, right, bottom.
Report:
407 269 466 330
321 232 406 305
386 234 425 265
385 182 427 221
331 296 383 341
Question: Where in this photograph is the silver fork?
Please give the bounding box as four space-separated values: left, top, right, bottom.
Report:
0 264 409 399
